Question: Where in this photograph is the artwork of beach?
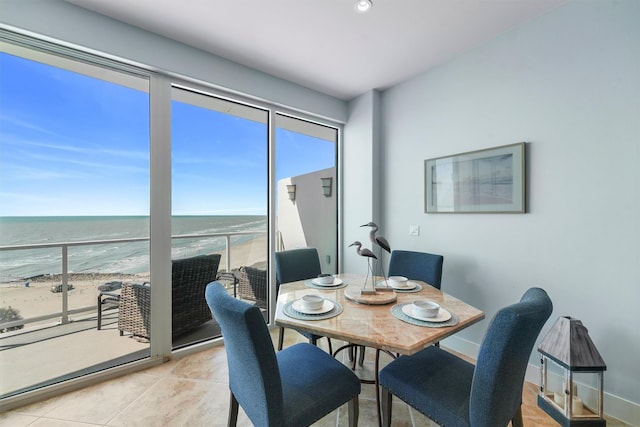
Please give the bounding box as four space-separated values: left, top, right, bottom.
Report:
0 216 267 322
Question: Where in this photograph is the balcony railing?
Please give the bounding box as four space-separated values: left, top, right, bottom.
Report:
0 231 265 330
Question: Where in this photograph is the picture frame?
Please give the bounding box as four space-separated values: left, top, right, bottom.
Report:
424 142 526 213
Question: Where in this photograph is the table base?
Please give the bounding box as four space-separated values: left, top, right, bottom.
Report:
333 343 397 427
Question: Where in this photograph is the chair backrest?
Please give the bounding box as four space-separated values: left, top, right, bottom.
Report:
470 287 553 427
387 250 444 289
171 254 221 338
274 248 322 286
205 282 283 426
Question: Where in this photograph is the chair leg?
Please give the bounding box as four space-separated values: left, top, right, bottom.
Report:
327 337 333 354
358 345 366 366
228 392 239 427
277 327 285 351
511 405 524 427
381 387 392 427
97 295 102 330
348 396 359 427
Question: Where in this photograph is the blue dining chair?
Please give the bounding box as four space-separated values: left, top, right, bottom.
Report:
275 248 333 352
387 250 444 289
354 250 445 366
379 287 553 427
205 282 361 427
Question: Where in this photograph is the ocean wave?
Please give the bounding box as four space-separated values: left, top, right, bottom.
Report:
1 216 266 279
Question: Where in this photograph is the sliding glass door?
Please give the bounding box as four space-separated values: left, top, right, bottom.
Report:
275 113 338 273
170 87 268 347
0 31 340 404
0 42 151 397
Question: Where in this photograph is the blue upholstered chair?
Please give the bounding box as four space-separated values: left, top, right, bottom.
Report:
379 287 553 427
275 248 332 352
354 250 445 366
387 250 444 289
205 282 361 427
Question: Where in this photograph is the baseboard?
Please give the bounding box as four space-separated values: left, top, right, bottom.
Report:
441 336 639 426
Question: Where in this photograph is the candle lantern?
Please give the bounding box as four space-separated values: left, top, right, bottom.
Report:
538 316 607 426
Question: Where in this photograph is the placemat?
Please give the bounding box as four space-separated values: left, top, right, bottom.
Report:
391 303 459 328
283 299 343 321
375 280 423 293
304 279 348 290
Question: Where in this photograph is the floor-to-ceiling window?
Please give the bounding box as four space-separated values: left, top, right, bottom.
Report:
0 31 340 405
0 39 151 397
170 87 268 348
275 113 338 273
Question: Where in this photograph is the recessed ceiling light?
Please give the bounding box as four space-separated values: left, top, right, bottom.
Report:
354 0 373 13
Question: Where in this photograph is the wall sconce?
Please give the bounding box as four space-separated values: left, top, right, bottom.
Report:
286 184 296 201
537 316 606 426
320 177 333 197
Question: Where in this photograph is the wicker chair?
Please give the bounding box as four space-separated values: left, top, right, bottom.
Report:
117 282 151 338
117 254 221 339
237 266 267 309
171 254 221 338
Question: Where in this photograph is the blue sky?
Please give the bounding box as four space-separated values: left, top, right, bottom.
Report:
0 52 335 217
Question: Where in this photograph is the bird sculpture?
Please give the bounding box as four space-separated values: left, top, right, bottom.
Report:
349 241 377 292
361 221 391 281
361 221 391 254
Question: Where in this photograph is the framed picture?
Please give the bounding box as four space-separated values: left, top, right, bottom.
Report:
424 142 525 213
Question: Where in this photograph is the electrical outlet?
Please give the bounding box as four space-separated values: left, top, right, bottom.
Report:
409 225 420 236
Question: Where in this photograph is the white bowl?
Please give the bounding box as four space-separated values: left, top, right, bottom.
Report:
316 274 334 284
388 276 409 288
301 294 325 310
412 300 440 318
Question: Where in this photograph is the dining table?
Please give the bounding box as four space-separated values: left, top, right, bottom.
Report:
275 273 485 426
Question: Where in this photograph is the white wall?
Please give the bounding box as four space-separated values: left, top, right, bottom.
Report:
0 0 347 123
378 0 639 422
277 168 337 273
343 90 384 270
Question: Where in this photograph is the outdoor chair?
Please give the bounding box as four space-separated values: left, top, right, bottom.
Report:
171 254 221 338
117 282 151 338
97 290 123 330
237 265 267 309
379 287 553 427
275 248 333 352
205 281 360 427
116 254 221 339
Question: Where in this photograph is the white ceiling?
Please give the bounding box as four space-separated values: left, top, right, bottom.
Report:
66 0 567 101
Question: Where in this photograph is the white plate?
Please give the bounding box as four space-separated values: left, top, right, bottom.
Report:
377 280 417 290
292 299 335 314
311 278 344 287
401 305 452 322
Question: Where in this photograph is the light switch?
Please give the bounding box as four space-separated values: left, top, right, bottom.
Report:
409 225 420 236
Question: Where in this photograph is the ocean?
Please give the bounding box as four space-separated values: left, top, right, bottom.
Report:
0 216 267 281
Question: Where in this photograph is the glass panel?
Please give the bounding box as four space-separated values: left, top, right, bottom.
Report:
171 87 268 348
275 113 338 273
0 49 150 397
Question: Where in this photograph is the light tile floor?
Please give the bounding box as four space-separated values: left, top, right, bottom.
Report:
0 330 632 426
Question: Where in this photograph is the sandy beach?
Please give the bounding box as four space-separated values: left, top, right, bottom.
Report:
0 234 267 323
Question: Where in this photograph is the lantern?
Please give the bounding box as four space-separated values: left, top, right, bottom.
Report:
538 316 607 426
